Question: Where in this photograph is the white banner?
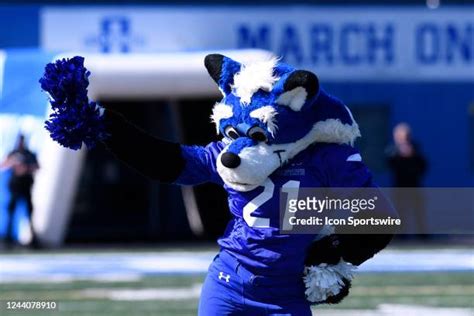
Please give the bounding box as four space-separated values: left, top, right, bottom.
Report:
40 6 474 81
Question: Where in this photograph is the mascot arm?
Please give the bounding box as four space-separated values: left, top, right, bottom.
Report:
102 109 185 183
103 110 222 185
323 143 397 266
303 143 397 305
174 143 223 185
40 56 219 185
104 110 222 185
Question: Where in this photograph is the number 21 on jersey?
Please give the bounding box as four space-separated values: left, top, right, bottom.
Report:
243 178 300 229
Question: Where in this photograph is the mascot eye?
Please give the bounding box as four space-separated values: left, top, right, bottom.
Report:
224 126 240 140
248 126 268 142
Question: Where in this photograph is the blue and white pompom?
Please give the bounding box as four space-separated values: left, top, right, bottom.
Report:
40 56 108 150
303 259 356 303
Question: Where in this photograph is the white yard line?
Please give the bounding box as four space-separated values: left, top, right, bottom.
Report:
79 284 202 301
75 285 474 315
0 249 472 283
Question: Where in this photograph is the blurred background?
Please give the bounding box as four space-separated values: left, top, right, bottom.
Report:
0 1 473 315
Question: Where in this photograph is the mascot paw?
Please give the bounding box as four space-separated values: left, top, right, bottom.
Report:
40 56 108 150
320 277 351 304
303 260 356 304
305 234 341 265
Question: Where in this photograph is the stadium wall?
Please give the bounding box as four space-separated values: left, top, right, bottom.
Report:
1 4 472 186
0 4 473 245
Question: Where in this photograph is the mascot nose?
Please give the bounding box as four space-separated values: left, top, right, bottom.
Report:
221 152 241 169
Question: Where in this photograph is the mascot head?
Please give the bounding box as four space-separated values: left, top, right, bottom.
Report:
205 54 360 192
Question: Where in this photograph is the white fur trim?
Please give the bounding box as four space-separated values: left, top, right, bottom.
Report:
346 153 362 162
275 87 308 111
249 106 278 137
221 137 232 145
303 259 356 303
216 119 360 191
313 119 361 146
210 103 233 134
216 142 277 192
232 58 279 105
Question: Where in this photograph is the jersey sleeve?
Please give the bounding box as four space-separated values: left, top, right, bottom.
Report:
103 109 224 186
321 143 373 188
174 142 224 186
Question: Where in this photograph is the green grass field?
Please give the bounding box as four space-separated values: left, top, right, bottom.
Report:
1 272 473 316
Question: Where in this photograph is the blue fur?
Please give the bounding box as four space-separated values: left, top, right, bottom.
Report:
219 57 241 94
235 123 252 136
273 63 295 77
216 59 355 146
227 137 256 155
176 143 225 185
313 92 353 125
40 56 108 150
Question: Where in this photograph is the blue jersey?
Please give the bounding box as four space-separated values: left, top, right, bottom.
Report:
176 142 373 277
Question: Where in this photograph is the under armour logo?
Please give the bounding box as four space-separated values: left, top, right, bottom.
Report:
218 272 231 283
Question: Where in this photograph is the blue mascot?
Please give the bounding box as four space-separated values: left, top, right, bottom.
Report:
40 55 396 315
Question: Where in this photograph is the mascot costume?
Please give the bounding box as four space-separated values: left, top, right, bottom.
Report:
40 55 396 315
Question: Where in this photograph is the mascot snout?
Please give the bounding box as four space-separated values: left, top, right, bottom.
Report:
216 139 283 192
221 152 241 168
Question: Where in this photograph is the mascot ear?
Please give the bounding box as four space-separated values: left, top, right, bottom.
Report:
204 54 241 95
276 70 319 111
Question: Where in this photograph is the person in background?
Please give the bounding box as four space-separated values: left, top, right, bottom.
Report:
387 123 427 187
0 134 39 248
386 123 427 237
